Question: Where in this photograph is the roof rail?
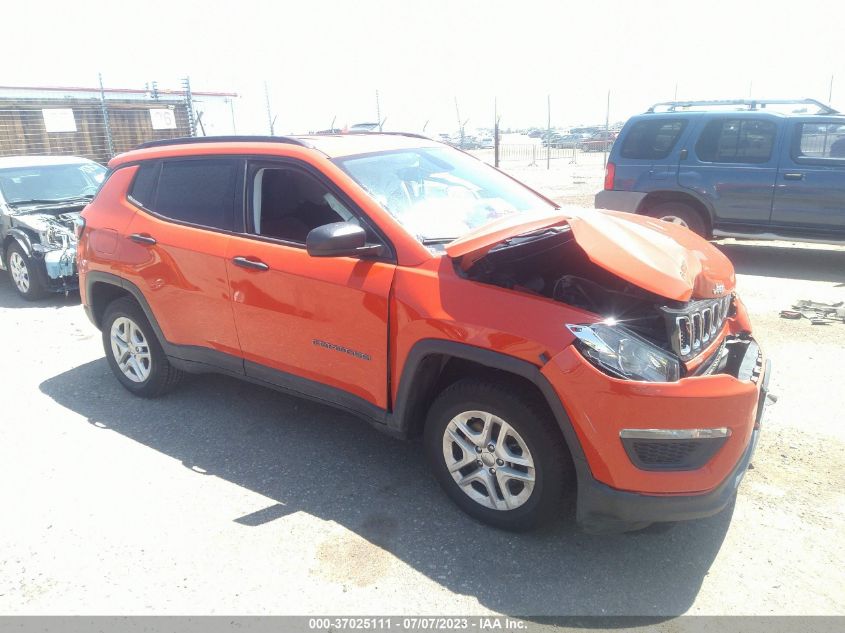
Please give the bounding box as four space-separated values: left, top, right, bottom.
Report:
647 98 839 115
341 130 435 141
135 135 311 150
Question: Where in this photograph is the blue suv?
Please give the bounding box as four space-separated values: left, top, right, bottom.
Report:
596 99 845 241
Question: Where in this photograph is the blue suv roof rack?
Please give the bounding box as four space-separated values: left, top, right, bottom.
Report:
647 98 839 115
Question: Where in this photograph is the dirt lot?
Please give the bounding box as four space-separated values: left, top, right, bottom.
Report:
1 160 844 617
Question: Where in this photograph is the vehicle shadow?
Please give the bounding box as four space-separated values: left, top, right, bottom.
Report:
715 242 845 284
0 274 80 309
40 360 733 619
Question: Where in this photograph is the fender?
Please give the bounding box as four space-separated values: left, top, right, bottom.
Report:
3 228 35 259
637 188 717 227
386 338 592 478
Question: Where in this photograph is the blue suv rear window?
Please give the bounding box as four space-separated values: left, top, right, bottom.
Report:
620 119 687 160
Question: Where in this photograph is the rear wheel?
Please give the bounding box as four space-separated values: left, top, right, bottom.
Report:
644 201 707 237
102 297 183 397
6 243 47 300
423 378 573 531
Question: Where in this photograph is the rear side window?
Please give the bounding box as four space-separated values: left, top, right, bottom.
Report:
153 159 239 231
128 162 159 208
620 119 687 160
695 119 777 164
793 123 845 163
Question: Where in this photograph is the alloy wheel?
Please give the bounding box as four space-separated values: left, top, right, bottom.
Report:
442 410 536 511
659 215 690 228
110 317 152 383
9 252 30 293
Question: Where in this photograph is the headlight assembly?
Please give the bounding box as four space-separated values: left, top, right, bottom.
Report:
567 323 680 382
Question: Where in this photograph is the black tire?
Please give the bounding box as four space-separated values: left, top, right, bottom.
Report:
5 243 47 300
101 297 183 398
423 378 573 531
644 201 708 237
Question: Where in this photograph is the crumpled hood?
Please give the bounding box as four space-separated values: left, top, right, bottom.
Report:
445 207 735 302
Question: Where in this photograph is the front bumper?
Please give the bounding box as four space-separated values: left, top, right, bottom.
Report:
31 249 79 293
577 358 769 533
542 330 769 533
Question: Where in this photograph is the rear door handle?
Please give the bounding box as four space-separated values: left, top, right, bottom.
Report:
129 233 157 245
232 256 269 271
783 172 805 181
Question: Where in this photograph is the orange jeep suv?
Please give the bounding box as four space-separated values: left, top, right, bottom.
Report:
77 134 770 533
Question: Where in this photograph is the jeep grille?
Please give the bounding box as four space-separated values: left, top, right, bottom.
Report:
660 295 734 360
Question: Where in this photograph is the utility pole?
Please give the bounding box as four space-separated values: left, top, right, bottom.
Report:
674 82 678 101
546 94 551 170
830 75 835 105
228 98 237 134
264 81 274 135
376 90 382 132
181 76 196 137
494 97 501 168
603 90 611 168
98 72 114 158
455 97 464 148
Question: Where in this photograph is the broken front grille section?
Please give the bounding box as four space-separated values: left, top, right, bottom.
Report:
660 295 734 360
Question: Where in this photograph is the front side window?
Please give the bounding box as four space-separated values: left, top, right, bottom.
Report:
152 159 238 231
695 118 777 164
620 119 687 160
794 123 845 162
335 147 556 241
0 161 106 206
250 167 354 243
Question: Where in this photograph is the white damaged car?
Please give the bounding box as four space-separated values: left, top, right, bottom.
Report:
0 156 106 299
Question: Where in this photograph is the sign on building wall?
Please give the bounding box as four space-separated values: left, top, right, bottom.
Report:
42 108 77 133
150 108 177 130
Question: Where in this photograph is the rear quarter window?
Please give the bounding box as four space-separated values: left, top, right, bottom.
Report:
620 119 687 160
128 161 160 208
792 123 845 165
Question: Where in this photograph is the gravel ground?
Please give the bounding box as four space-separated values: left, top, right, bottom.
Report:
0 163 843 618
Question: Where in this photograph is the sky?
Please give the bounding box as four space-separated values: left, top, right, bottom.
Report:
4 0 844 136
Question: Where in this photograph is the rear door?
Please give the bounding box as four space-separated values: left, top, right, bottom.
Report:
119 157 243 370
771 120 845 231
679 116 782 225
613 117 690 188
225 159 395 410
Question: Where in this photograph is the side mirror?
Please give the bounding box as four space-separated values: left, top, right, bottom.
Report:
305 221 382 258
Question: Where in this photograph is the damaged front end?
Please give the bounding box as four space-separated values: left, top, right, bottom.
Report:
1 208 82 292
448 210 744 380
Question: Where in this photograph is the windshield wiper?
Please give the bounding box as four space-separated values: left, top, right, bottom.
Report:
10 195 94 206
421 237 457 245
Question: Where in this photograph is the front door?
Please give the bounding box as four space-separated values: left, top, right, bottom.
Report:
225 160 395 410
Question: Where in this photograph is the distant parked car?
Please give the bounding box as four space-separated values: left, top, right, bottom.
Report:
0 155 106 299
579 131 617 152
596 98 845 241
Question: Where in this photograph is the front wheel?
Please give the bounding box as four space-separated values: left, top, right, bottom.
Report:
644 201 707 237
102 297 183 397
423 378 573 531
6 243 47 300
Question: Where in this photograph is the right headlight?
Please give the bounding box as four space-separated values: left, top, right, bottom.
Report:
567 322 680 382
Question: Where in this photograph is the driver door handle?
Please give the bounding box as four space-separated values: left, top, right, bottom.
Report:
232 256 269 271
783 173 805 181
